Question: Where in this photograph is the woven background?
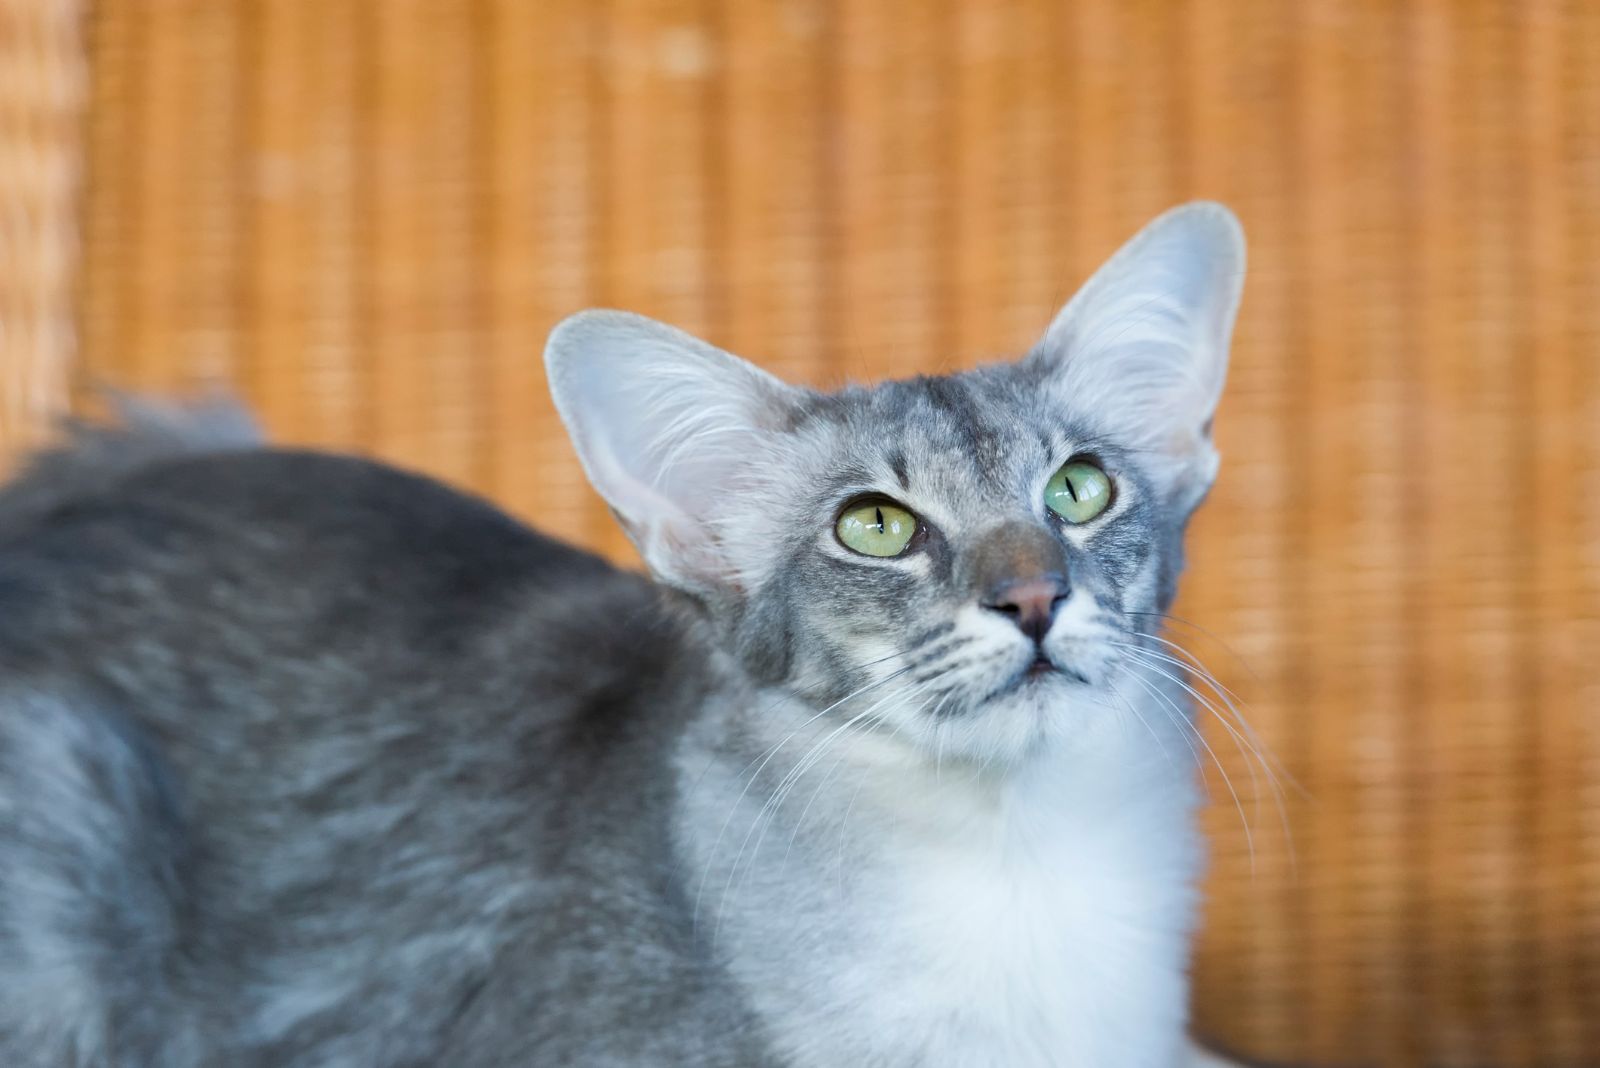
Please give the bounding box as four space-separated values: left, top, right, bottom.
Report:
3 1 1598 1064
0 0 82 461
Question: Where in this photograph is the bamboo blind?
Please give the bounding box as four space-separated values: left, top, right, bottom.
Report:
6 1 1600 1064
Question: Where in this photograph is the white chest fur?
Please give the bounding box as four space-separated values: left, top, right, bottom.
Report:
683 717 1205 1068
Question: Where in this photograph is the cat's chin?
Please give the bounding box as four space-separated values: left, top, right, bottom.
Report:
899 675 1127 771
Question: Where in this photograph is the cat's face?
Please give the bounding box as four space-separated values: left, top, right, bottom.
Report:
549 203 1245 767
714 368 1203 765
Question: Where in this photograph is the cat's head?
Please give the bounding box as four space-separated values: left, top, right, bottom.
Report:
547 203 1244 766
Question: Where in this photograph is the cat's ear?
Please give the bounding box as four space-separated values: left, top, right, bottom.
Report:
545 309 802 593
1030 201 1245 480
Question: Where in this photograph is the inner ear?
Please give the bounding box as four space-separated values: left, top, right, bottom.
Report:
545 310 806 595
1031 202 1245 457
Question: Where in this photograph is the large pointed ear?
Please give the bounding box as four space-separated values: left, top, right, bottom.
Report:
545 309 804 594
1031 202 1245 482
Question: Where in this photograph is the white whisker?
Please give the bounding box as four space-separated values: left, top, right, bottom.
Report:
1120 663 1255 871
712 676 943 941
1114 638 1297 871
1104 676 1178 776
691 659 919 933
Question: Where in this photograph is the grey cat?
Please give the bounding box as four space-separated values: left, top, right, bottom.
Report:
0 203 1245 1067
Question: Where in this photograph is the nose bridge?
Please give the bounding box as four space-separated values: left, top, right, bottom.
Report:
962 520 1069 598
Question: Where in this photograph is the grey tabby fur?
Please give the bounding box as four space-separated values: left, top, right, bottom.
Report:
0 203 1245 1067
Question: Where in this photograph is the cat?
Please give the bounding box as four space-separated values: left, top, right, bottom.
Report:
0 202 1245 1067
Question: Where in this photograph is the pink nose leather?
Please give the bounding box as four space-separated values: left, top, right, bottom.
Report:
982 575 1070 642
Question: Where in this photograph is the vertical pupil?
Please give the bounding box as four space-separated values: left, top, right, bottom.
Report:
1062 471 1079 502
873 506 885 532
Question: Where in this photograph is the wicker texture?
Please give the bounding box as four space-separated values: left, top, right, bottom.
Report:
7 1 1599 1063
0 0 83 462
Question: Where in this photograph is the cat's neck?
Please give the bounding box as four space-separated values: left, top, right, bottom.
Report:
673 673 1202 1068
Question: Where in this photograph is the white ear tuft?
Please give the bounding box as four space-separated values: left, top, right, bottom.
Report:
545 310 800 593
1034 201 1246 463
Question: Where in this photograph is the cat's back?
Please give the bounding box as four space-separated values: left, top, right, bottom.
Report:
0 429 658 692
0 425 752 1067
0 427 695 830
2 430 606 629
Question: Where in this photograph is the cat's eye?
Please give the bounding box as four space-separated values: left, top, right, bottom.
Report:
836 499 918 557
1045 460 1113 524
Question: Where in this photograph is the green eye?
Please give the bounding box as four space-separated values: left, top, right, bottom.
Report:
836 499 918 557
1045 460 1113 524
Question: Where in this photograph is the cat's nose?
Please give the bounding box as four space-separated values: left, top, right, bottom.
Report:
982 574 1070 643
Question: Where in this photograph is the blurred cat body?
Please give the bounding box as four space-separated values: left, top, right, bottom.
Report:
0 204 1244 1067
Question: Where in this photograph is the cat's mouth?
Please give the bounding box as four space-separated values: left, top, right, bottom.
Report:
1032 653 1090 686
972 645 1100 703
989 651 1090 700
1026 653 1056 678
